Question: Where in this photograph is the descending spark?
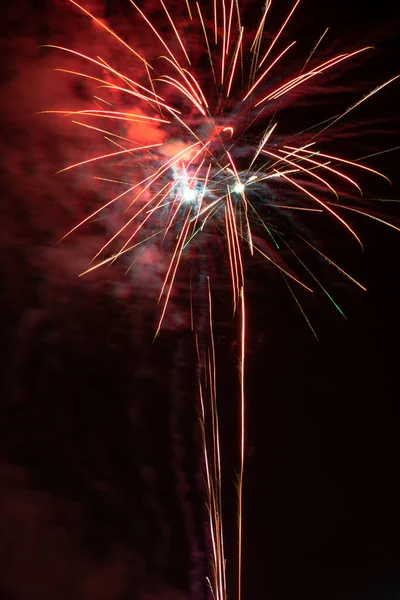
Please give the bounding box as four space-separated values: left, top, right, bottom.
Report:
283 145 391 184
300 27 329 73
243 41 296 101
68 0 151 67
314 75 400 139
55 142 163 174
257 0 301 69
254 47 373 106
277 172 364 247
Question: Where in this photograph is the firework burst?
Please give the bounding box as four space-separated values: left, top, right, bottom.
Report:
44 0 398 598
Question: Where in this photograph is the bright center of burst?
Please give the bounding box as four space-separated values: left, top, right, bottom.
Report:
233 182 245 194
183 187 197 202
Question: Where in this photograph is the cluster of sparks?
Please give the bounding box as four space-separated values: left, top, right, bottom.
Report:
46 0 399 598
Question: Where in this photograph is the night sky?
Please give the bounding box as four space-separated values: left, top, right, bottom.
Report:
1 1 400 599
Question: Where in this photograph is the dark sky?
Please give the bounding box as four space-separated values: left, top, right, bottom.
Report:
1 1 400 599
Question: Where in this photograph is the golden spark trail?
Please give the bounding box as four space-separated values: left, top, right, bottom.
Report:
237 285 246 600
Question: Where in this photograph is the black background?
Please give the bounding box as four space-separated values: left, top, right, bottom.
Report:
1 0 400 599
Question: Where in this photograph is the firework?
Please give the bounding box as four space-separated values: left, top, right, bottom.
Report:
44 0 398 598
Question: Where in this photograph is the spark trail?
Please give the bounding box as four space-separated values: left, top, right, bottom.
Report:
45 0 399 598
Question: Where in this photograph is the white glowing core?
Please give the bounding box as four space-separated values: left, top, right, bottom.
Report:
183 187 197 202
233 182 245 194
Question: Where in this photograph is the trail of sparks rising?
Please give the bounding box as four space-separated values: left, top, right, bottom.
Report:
197 281 227 600
47 0 398 598
237 286 246 600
